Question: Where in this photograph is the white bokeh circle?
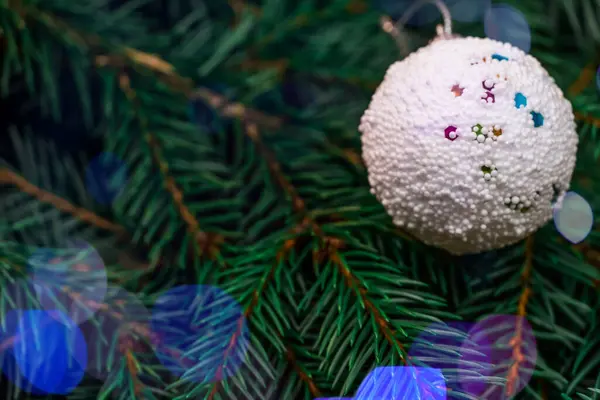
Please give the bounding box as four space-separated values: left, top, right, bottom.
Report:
28 239 108 324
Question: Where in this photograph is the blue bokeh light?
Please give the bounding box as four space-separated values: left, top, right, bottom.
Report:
85 152 128 205
354 366 446 400
1 310 87 395
449 0 491 23
374 0 490 25
554 191 594 244
150 284 250 384
485 4 531 53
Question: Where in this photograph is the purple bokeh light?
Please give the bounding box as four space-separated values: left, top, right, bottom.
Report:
459 314 537 398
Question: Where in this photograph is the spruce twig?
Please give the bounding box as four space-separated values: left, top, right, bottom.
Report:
506 235 535 397
116 73 223 260
247 122 408 362
206 241 310 399
0 168 126 236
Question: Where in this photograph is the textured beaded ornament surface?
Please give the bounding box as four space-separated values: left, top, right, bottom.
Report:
359 36 578 255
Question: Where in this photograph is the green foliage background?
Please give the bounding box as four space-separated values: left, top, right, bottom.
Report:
1 0 600 399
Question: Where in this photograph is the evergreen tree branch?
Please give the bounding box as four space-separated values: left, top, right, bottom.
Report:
206 242 322 399
284 346 323 398
245 123 315 230
506 235 534 397
244 124 410 368
575 111 600 128
0 167 126 235
124 350 143 396
568 61 598 96
328 241 408 361
116 73 224 259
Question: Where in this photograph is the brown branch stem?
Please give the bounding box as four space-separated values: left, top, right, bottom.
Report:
247 121 408 361
207 238 297 399
505 235 534 397
285 346 323 397
117 74 223 259
569 62 597 96
0 168 127 235
329 243 408 364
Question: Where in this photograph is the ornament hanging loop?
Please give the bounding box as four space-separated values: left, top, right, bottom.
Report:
380 0 454 56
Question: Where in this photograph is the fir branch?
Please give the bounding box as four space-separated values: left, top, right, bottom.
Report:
125 350 143 396
0 167 126 235
96 55 283 130
116 73 223 259
284 345 323 398
506 235 535 397
206 241 322 399
244 124 409 371
328 241 408 362
575 111 600 128
245 123 313 227
568 61 598 96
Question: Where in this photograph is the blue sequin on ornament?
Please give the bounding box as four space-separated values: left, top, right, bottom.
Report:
491 53 509 61
514 92 527 109
530 111 544 127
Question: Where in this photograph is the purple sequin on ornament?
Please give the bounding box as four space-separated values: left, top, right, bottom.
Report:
445 125 458 141
482 92 496 103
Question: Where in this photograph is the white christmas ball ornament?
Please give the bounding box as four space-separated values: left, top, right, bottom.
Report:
359 36 578 255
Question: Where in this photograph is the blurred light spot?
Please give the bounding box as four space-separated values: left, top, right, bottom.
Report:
484 4 531 53
85 152 128 205
554 191 593 244
530 111 544 127
151 285 249 384
514 92 527 109
29 239 107 324
355 366 446 399
596 66 600 92
6 310 87 395
459 314 537 397
449 0 491 23
373 0 442 26
374 0 490 25
491 53 509 61
84 286 150 380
